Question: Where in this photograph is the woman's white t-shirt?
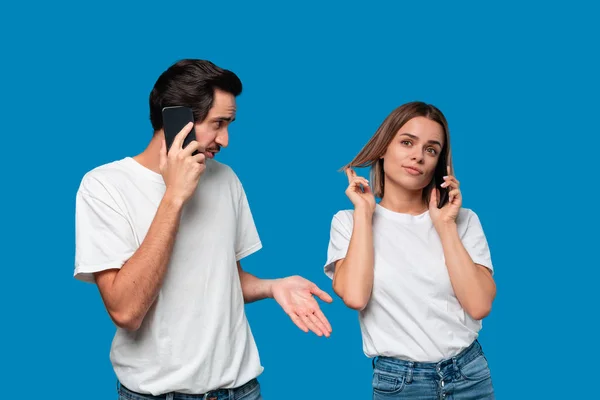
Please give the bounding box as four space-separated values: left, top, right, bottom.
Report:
324 204 494 362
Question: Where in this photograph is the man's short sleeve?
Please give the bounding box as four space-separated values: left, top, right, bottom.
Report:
323 210 353 280
234 182 262 261
74 176 138 283
461 209 494 275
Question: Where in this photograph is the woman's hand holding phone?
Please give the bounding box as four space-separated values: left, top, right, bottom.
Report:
429 166 462 231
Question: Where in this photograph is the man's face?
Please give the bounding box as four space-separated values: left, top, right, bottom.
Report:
194 89 236 159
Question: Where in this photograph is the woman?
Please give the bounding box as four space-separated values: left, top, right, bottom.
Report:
324 102 496 399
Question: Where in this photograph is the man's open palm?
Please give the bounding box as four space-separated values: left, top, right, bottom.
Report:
272 275 333 337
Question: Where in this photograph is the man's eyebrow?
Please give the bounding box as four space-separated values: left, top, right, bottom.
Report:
399 132 442 147
213 116 235 122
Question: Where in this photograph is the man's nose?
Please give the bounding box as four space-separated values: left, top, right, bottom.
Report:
216 130 229 148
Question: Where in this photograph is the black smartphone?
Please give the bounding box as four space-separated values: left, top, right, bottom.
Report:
438 184 450 207
162 106 198 154
432 156 451 208
434 168 450 208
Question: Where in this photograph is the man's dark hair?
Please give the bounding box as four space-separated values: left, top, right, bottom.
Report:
149 59 242 131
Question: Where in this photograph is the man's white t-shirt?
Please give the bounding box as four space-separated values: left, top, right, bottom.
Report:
324 203 494 362
74 157 263 395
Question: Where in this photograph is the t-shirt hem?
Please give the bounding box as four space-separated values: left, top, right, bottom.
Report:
323 260 339 280
473 259 494 275
236 241 262 261
364 335 481 362
74 258 129 283
323 252 347 280
117 365 265 395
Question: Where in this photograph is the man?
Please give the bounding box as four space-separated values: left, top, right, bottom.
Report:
74 59 333 399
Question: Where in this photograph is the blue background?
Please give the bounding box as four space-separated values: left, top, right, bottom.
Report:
2 1 598 399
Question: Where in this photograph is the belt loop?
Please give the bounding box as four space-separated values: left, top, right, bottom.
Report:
372 356 378 369
406 361 414 383
452 356 459 379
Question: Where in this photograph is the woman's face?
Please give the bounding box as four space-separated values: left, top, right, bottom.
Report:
382 116 445 192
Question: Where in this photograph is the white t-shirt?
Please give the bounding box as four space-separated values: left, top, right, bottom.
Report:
74 157 263 395
324 203 494 362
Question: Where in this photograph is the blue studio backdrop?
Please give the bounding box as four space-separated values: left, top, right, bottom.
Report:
1 1 598 399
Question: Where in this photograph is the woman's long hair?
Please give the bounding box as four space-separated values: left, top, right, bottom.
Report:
342 101 454 208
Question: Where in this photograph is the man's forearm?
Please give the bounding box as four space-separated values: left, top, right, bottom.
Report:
236 263 276 303
99 194 183 330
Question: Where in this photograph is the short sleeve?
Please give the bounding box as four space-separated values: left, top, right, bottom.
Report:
461 210 494 275
235 183 262 261
74 177 138 284
323 211 354 279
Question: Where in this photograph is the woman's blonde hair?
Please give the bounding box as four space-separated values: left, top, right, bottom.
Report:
342 101 454 208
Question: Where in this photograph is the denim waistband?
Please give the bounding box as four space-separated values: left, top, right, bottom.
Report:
118 377 258 400
373 340 484 377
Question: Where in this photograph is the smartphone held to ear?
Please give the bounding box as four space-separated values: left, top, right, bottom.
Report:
162 106 198 155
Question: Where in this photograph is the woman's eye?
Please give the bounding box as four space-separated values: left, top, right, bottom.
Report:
426 147 437 155
401 140 412 146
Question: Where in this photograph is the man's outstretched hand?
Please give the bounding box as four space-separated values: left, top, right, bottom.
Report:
271 275 333 337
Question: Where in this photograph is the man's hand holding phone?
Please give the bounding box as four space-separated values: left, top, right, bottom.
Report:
160 122 206 206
